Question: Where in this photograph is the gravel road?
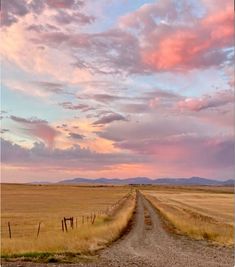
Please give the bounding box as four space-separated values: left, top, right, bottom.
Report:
2 192 234 267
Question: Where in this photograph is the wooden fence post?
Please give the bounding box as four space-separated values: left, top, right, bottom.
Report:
37 222 41 238
8 222 11 239
62 220 64 232
64 217 68 232
92 214 96 224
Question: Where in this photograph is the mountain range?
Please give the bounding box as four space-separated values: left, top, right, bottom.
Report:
53 177 234 186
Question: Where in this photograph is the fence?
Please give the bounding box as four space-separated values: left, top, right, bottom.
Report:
1 190 134 240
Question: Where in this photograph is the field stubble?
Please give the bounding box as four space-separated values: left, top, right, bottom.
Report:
142 186 234 246
1 184 135 256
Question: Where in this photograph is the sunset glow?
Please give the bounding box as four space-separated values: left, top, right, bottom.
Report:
1 0 234 182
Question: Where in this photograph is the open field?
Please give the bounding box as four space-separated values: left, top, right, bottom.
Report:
141 186 234 245
2 191 234 267
1 184 234 266
1 184 135 256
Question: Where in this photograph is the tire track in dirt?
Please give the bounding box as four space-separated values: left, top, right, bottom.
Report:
2 192 234 267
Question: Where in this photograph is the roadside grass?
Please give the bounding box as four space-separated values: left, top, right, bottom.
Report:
1 184 136 257
2 193 136 258
144 191 234 246
1 252 95 264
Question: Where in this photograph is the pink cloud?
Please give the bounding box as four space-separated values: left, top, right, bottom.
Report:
2 0 233 80
201 4 234 43
120 0 234 71
178 98 208 112
177 90 234 112
10 115 58 147
142 6 233 71
115 134 234 170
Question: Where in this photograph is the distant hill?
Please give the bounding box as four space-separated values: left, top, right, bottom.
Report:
221 179 234 186
56 176 233 186
57 177 152 185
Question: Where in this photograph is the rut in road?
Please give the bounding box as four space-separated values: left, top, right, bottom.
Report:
2 192 234 267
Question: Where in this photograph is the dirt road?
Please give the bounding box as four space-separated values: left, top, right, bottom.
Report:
2 192 234 267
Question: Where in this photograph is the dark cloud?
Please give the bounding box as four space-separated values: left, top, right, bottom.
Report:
34 81 63 87
68 132 85 140
120 103 149 113
59 102 95 112
1 138 30 162
31 81 68 94
95 131 124 142
92 94 127 103
93 113 127 125
46 0 84 9
56 123 69 130
54 11 95 25
1 0 28 27
29 0 84 13
27 23 60 33
1 0 88 28
10 115 47 124
1 138 145 170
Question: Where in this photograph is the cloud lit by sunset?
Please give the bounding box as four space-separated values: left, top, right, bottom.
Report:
1 0 234 182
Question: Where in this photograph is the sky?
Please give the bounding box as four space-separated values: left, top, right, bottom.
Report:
1 0 234 183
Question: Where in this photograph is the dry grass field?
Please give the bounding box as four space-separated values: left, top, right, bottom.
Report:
142 186 234 246
1 184 135 256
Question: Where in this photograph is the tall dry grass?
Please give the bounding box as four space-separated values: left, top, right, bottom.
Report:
1 185 136 256
144 193 234 246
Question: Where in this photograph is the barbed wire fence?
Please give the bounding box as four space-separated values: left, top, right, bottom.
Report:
1 189 135 240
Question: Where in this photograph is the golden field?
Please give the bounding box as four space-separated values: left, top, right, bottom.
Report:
142 186 234 245
1 184 135 256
